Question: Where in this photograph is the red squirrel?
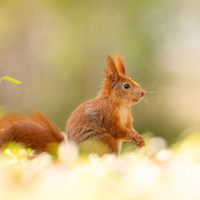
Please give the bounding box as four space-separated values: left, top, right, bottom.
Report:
0 54 145 154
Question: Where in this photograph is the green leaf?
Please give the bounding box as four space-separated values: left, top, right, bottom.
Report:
0 76 22 84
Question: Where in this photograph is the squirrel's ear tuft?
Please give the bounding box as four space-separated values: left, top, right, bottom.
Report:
115 53 125 75
105 54 119 84
104 67 110 81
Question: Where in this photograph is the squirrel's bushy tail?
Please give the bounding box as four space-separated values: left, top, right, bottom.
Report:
0 111 64 152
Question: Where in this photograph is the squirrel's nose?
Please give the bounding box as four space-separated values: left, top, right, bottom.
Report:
141 90 145 97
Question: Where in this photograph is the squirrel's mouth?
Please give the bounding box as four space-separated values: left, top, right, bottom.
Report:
132 99 139 103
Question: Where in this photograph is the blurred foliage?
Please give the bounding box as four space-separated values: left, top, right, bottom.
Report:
0 76 22 84
0 132 200 200
0 0 200 145
45 142 60 158
3 142 31 159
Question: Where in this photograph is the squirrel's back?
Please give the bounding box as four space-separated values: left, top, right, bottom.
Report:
0 111 63 152
67 95 112 142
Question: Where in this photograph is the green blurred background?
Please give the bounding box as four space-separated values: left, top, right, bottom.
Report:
0 0 199 145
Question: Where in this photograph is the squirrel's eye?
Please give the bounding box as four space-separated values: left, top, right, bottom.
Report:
123 83 130 89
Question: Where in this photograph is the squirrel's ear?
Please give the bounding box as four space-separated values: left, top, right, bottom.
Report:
115 53 125 75
105 54 119 85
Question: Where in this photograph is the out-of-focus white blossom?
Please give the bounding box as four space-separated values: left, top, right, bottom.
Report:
0 133 200 200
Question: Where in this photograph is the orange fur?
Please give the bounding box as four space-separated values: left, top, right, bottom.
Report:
0 53 146 155
0 111 63 152
67 53 146 154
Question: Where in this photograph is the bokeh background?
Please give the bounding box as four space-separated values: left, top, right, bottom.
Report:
0 0 200 146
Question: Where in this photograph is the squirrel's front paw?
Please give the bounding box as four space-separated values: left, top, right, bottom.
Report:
127 130 140 142
127 130 145 148
135 135 145 148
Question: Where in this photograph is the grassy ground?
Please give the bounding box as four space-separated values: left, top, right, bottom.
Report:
0 131 200 200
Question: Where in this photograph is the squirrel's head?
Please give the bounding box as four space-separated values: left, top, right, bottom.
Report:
103 53 145 106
